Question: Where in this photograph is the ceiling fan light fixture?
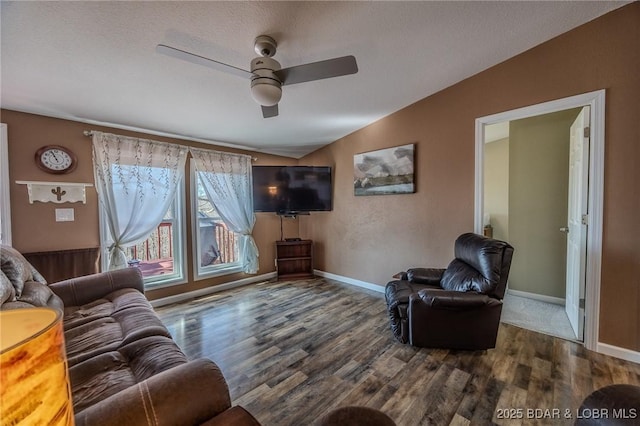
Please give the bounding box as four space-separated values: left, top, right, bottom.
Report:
250 81 282 106
250 56 282 106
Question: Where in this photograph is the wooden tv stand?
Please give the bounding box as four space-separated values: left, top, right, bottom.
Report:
275 239 314 280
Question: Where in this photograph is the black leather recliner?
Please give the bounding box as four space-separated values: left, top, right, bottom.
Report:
385 233 514 350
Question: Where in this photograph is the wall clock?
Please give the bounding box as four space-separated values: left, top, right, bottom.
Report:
35 145 78 174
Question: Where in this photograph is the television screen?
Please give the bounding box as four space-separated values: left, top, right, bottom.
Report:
252 166 332 213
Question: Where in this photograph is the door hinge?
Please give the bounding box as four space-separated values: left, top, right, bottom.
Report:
581 214 589 225
579 298 585 309
584 126 591 138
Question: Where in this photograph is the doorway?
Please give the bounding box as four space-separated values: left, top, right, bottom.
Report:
474 90 605 351
484 108 584 342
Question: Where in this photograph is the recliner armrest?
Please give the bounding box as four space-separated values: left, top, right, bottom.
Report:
392 271 408 280
49 268 144 307
406 268 446 285
413 289 499 309
75 358 233 426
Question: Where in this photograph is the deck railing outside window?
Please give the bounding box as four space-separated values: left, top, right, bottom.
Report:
127 218 237 278
129 221 174 263
197 216 238 268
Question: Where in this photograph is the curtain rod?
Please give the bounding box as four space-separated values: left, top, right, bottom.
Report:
83 130 258 161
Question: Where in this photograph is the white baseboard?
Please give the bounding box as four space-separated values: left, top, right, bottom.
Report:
150 272 277 308
507 288 565 306
313 270 385 294
597 342 640 364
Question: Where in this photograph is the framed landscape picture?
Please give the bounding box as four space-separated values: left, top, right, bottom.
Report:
354 143 415 196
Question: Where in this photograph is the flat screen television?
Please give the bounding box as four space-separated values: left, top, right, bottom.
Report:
252 166 332 214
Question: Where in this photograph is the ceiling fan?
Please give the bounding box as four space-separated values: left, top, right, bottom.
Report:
156 35 358 118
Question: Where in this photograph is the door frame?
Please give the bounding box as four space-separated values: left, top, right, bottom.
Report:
474 89 605 352
1 123 11 245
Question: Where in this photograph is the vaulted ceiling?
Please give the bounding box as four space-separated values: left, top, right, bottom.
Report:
0 1 628 158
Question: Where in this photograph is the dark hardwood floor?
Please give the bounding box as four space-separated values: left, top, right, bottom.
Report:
155 278 640 425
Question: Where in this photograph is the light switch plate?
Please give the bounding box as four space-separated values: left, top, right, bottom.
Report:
55 208 75 222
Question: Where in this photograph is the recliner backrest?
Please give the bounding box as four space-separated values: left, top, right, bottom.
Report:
440 233 514 299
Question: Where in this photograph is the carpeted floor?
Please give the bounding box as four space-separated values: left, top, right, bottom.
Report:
501 292 578 342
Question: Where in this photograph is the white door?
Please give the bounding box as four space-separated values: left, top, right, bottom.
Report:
564 106 590 340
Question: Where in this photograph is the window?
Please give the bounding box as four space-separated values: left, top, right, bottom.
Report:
191 164 242 279
92 130 188 290
100 181 186 289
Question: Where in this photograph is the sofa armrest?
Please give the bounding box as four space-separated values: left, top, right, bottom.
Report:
200 406 261 426
406 268 446 285
412 289 498 309
49 268 144 307
75 358 233 426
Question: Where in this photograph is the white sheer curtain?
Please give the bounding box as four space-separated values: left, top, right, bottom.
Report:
92 131 188 270
190 147 258 274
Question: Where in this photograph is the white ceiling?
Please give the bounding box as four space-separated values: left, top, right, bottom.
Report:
0 1 627 158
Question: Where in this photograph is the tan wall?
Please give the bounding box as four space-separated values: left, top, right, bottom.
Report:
301 4 640 351
1 109 298 300
484 137 509 242
508 109 580 299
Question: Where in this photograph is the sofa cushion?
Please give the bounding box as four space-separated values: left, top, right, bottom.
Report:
13 280 64 311
0 246 63 310
1 244 47 297
0 270 15 304
63 288 172 366
69 335 188 414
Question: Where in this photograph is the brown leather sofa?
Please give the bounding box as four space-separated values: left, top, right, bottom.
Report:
1 244 260 426
385 233 514 350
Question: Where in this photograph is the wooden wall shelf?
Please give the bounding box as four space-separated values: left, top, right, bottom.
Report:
15 181 93 204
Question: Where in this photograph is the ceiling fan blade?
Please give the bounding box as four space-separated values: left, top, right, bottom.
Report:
262 104 279 118
275 55 358 86
156 44 252 79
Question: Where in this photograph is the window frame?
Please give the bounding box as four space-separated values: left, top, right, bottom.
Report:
190 161 243 281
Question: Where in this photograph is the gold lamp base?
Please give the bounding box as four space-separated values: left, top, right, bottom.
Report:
1 308 74 425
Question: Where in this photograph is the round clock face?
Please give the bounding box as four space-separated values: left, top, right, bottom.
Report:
35 145 77 174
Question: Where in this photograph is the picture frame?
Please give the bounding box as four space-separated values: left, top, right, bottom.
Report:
354 143 415 196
